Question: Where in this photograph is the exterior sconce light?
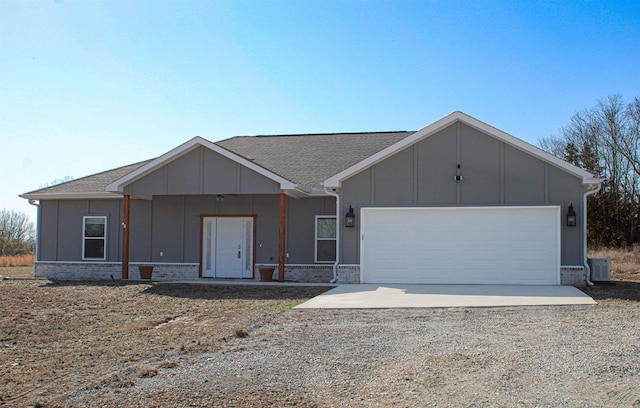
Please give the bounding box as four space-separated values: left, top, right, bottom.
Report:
345 206 355 228
566 203 577 227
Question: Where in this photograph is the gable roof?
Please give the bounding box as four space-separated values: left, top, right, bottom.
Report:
324 111 602 188
21 112 602 201
21 131 413 199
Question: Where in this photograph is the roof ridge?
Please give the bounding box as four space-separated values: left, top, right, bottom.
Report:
222 131 415 140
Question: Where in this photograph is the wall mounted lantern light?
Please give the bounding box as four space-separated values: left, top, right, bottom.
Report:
454 164 463 182
566 203 577 227
345 206 356 227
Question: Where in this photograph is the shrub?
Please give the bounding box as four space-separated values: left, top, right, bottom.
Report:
0 237 33 256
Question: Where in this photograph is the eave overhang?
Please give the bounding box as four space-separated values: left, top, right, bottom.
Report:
19 192 121 200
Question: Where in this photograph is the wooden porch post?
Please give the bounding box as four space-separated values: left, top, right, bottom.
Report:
122 194 130 280
278 193 286 282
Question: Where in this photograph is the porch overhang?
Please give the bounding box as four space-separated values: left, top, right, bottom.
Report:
105 136 300 194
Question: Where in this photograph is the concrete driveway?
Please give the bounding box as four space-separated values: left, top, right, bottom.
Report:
294 284 596 309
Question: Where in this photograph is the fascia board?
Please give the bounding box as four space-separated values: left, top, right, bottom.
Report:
20 192 122 200
324 111 600 188
105 136 297 192
283 185 315 198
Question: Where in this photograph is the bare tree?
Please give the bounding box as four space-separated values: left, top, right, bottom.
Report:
538 95 640 248
0 209 33 241
0 209 35 255
38 175 74 189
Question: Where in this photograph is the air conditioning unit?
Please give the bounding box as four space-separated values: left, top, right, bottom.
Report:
588 258 610 282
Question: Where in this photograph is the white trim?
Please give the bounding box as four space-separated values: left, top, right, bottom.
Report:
314 215 337 263
323 187 341 283
105 136 297 192
20 192 121 200
324 111 601 188
82 216 107 261
582 181 601 286
20 193 154 201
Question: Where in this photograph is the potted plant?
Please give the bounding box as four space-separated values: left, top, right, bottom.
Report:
258 266 275 282
138 265 154 279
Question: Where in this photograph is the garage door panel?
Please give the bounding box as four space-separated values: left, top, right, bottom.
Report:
361 206 560 285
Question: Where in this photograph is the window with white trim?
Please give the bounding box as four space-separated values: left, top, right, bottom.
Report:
83 216 107 260
315 216 336 263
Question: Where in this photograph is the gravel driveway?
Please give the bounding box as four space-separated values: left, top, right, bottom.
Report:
61 292 640 408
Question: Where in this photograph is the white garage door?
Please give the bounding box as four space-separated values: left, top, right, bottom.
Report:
360 206 560 285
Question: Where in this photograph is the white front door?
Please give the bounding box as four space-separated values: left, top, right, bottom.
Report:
202 217 253 278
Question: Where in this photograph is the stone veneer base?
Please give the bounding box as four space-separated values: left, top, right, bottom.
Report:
35 262 199 281
560 266 587 287
254 264 360 284
34 262 587 287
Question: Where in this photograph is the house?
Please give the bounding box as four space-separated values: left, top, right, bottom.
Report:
21 112 602 286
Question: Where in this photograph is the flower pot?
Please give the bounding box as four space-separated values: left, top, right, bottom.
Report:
138 265 154 279
258 267 275 282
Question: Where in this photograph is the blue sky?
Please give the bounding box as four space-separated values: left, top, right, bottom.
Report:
1 0 639 223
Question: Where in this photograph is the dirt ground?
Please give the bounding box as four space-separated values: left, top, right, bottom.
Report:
0 280 330 406
1 259 639 407
0 266 34 279
1 279 638 407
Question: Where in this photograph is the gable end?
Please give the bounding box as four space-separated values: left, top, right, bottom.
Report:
324 112 600 188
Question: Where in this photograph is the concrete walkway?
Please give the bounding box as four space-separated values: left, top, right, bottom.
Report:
294 284 596 309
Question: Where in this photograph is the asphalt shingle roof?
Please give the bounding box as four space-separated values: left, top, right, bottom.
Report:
217 131 414 189
22 160 153 196
22 131 415 196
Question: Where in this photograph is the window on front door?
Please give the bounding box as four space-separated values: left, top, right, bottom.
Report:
315 216 336 263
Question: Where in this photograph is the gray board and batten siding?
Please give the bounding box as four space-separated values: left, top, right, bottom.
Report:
123 146 281 196
37 194 335 266
37 123 584 266
38 199 123 263
32 114 592 284
340 122 584 266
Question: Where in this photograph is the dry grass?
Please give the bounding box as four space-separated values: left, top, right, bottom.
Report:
0 266 34 279
0 255 35 267
589 247 640 282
